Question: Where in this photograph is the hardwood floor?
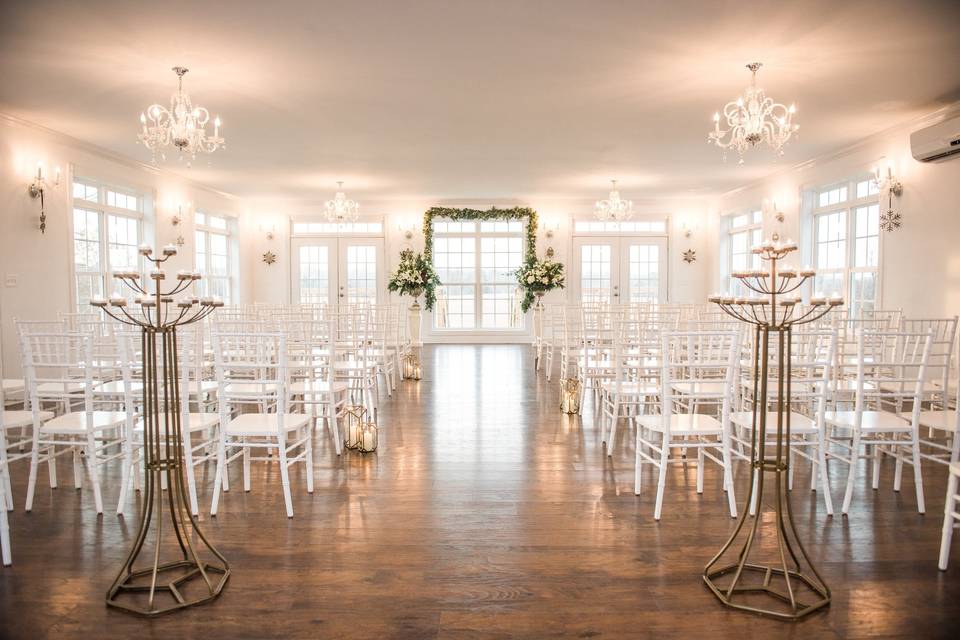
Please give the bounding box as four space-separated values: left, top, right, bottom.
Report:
2 344 959 638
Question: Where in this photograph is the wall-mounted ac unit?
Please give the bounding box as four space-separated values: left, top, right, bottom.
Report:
911 115 960 162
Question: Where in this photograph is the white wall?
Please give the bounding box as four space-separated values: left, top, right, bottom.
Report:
0 114 239 375
706 105 960 319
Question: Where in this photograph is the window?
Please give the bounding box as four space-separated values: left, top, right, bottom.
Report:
71 178 146 311
433 219 524 330
726 209 762 296
573 220 667 234
195 211 235 303
292 221 383 234
812 177 881 315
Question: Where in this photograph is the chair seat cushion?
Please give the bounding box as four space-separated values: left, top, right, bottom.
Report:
290 380 349 395
600 381 659 396
222 382 278 397
636 413 724 435
41 411 130 433
671 381 727 397
824 410 911 432
729 411 818 435
2 409 54 429
224 413 311 437
135 412 219 435
909 409 958 433
94 380 143 395
2 378 25 395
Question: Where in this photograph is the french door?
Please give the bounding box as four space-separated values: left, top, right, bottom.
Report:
572 236 668 304
291 237 385 305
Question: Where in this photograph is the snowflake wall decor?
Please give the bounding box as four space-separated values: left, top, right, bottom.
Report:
262 250 277 265
879 210 902 232
682 249 697 263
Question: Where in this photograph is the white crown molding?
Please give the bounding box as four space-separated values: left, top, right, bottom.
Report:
0 111 239 201
717 101 960 200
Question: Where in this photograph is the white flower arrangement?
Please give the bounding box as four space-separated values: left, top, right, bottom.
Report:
514 257 565 311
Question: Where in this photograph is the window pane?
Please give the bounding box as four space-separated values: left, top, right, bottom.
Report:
434 285 476 329
628 244 660 303
297 245 329 304
73 208 101 271
345 244 377 304
107 215 139 272
580 244 612 303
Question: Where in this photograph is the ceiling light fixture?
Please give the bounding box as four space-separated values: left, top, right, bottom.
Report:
138 66 225 166
325 181 360 223
708 62 798 164
594 179 632 221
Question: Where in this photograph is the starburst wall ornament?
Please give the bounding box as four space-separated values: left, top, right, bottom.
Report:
683 249 697 263
262 250 277 265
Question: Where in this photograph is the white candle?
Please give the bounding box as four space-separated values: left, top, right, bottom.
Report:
138 243 153 256
361 427 377 451
149 269 165 280
162 244 178 256
90 296 107 307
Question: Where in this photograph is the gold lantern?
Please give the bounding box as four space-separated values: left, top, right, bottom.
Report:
344 405 366 450
559 378 581 414
356 421 379 453
402 353 422 380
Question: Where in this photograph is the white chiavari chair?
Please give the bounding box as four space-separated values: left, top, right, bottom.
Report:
940 461 960 570
22 332 136 515
825 329 933 515
334 309 380 414
910 333 960 470
730 329 837 515
601 317 660 454
287 317 349 455
635 330 740 520
210 331 313 518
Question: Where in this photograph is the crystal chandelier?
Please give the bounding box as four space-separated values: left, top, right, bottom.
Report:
594 180 632 221
708 63 798 164
325 182 360 223
138 67 224 165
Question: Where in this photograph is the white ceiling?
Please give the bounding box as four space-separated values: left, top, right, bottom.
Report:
2 0 959 205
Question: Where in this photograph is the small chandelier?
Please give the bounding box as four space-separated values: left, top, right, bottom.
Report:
138 67 224 165
594 179 632 221
708 62 798 164
325 181 360 223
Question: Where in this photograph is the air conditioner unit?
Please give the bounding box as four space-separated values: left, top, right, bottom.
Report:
911 115 960 162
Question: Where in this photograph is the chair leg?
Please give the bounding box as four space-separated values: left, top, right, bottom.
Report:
911 436 925 514
25 440 41 512
654 435 669 521
842 430 862 515
183 433 200 517
696 445 705 494
278 441 294 518
872 444 882 490
72 447 82 489
608 399 620 456
749 467 760 517
242 440 251 492
305 428 315 494
210 439 225 516
116 440 131 516
85 432 103 515
0 485 10 566
818 442 834 516
939 471 958 570
894 442 904 492
634 425 643 496
330 401 342 456
722 440 737 518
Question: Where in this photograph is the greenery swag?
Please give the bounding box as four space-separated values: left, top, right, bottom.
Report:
422 206 538 311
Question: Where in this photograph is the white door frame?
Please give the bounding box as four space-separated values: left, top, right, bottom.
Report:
289 236 386 306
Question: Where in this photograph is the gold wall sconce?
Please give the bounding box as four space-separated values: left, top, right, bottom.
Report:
28 162 60 234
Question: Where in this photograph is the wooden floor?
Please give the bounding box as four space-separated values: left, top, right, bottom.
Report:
2 344 959 638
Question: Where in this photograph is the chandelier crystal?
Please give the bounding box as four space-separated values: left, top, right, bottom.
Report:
594 180 633 221
708 63 798 164
138 67 224 165
325 182 360 223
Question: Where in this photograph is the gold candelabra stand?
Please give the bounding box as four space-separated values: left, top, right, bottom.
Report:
91 243 228 616
704 239 842 620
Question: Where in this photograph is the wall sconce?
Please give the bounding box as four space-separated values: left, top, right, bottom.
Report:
260 223 277 241
872 161 904 231
28 162 61 234
397 222 416 240
762 197 785 223
680 221 694 238
171 200 191 226
542 221 560 258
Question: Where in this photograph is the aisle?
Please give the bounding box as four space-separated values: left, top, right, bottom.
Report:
1 344 958 639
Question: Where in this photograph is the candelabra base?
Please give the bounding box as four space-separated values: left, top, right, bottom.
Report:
107 559 229 617
704 562 829 621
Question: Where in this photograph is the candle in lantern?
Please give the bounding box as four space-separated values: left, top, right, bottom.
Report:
360 424 378 452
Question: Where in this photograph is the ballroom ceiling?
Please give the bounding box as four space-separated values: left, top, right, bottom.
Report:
2 0 959 204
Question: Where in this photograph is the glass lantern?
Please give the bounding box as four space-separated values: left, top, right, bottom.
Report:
356 421 379 453
402 354 422 380
344 405 366 450
559 378 581 414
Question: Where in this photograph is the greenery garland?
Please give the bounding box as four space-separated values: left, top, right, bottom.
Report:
422 206 538 311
